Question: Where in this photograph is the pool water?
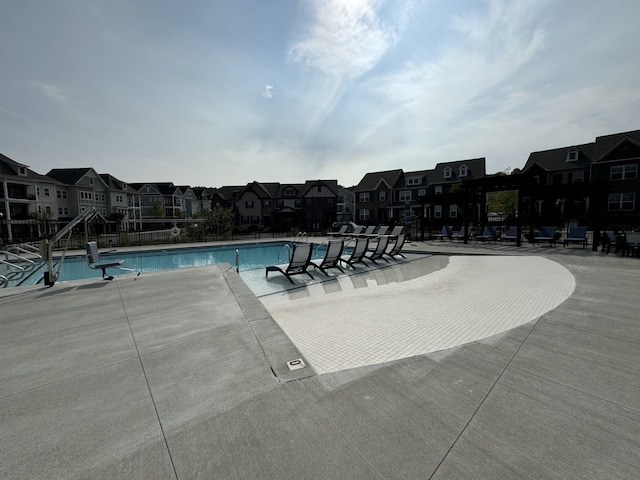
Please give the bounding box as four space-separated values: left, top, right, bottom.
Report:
8 242 342 287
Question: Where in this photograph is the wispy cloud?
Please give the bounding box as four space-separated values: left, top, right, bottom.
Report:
262 84 274 98
30 81 71 102
360 0 547 141
288 0 412 135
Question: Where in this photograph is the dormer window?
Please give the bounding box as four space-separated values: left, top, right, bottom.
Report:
18 167 27 176
566 149 579 162
443 167 453 179
459 165 469 177
407 177 421 185
284 187 295 196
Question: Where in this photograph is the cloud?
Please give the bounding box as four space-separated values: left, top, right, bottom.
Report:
30 81 71 102
262 84 274 98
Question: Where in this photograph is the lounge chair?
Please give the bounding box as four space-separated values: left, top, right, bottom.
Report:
475 226 497 243
534 226 557 245
86 242 140 280
501 226 519 242
367 225 389 239
452 225 473 242
387 226 404 237
562 226 588 248
310 240 345 275
622 232 640 257
328 225 348 238
341 225 364 238
355 226 376 237
601 230 616 254
339 237 370 269
384 234 406 259
266 242 314 283
364 235 390 264
433 226 452 241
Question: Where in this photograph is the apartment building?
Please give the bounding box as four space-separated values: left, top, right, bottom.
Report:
99 174 141 231
129 182 185 219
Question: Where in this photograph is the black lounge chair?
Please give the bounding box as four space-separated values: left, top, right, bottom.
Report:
501 226 519 242
384 234 406 259
534 226 557 246
622 232 640 257
355 226 376 237
601 230 617 254
310 240 345 275
86 242 140 280
340 237 370 269
433 226 452 241
562 226 588 248
341 225 364 238
452 225 473 242
328 225 348 238
475 226 497 243
266 242 314 284
364 235 390 264
387 226 404 238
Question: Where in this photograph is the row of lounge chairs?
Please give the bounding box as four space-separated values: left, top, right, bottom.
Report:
329 225 404 240
433 225 589 247
265 235 407 284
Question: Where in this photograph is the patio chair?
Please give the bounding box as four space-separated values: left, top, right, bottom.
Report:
433 226 453 241
384 234 406 259
562 226 588 248
266 242 314 284
601 230 616 254
86 242 140 280
354 225 376 237
622 232 640 257
327 225 348 238
534 226 557 245
475 226 497 243
367 225 389 239
339 237 370 269
310 240 345 276
387 226 404 238
451 225 473 242
501 226 519 242
341 225 364 238
364 235 390 264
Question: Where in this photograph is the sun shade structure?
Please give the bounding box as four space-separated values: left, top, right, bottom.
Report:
265 242 314 284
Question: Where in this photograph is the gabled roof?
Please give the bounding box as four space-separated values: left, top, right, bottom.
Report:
99 174 137 193
431 158 486 182
47 167 108 188
355 169 404 191
592 130 640 162
210 185 244 201
301 179 339 196
0 153 58 183
523 144 594 173
276 183 305 198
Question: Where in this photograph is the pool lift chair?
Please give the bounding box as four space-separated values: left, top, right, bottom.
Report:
86 242 140 280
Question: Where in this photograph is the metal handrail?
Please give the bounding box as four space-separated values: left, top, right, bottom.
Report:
1 250 35 265
235 249 239 273
278 243 291 263
8 245 41 258
293 231 308 243
0 274 7 288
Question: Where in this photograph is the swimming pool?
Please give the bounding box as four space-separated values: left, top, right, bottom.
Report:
8 241 335 287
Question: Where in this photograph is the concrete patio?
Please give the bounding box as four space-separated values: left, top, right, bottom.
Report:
1 239 639 479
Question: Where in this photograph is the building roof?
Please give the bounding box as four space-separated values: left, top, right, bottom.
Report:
0 153 58 183
46 168 95 185
355 169 404 191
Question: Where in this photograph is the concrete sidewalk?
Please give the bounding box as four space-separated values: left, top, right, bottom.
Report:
1 242 639 479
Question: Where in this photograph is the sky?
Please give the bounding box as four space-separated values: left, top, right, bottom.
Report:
1 0 640 188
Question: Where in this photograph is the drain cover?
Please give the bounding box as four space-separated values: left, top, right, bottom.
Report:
286 358 305 371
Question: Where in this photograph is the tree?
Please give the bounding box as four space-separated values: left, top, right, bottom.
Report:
149 202 164 218
200 207 235 239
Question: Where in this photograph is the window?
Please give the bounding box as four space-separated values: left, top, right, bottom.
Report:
434 186 443 195
399 191 411 202
263 200 271 208
116 195 123 202
284 187 295 196
566 149 579 162
89 178 94 185
328 198 333 206
101 194 106 202
449 204 458 218
245 201 254 209
608 193 635 211
44 188 50 197
418 189 426 197
276 200 284 208
56 190 67 199
306 198 312 207
434 205 442 218
294 200 302 208
611 164 638 180
18 167 27 176
58 207 63 215
379 191 386 202
359 209 370 221
45 206 51 214
407 177 421 185
359 192 370 202
459 165 468 177
569 171 584 183
443 168 452 179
